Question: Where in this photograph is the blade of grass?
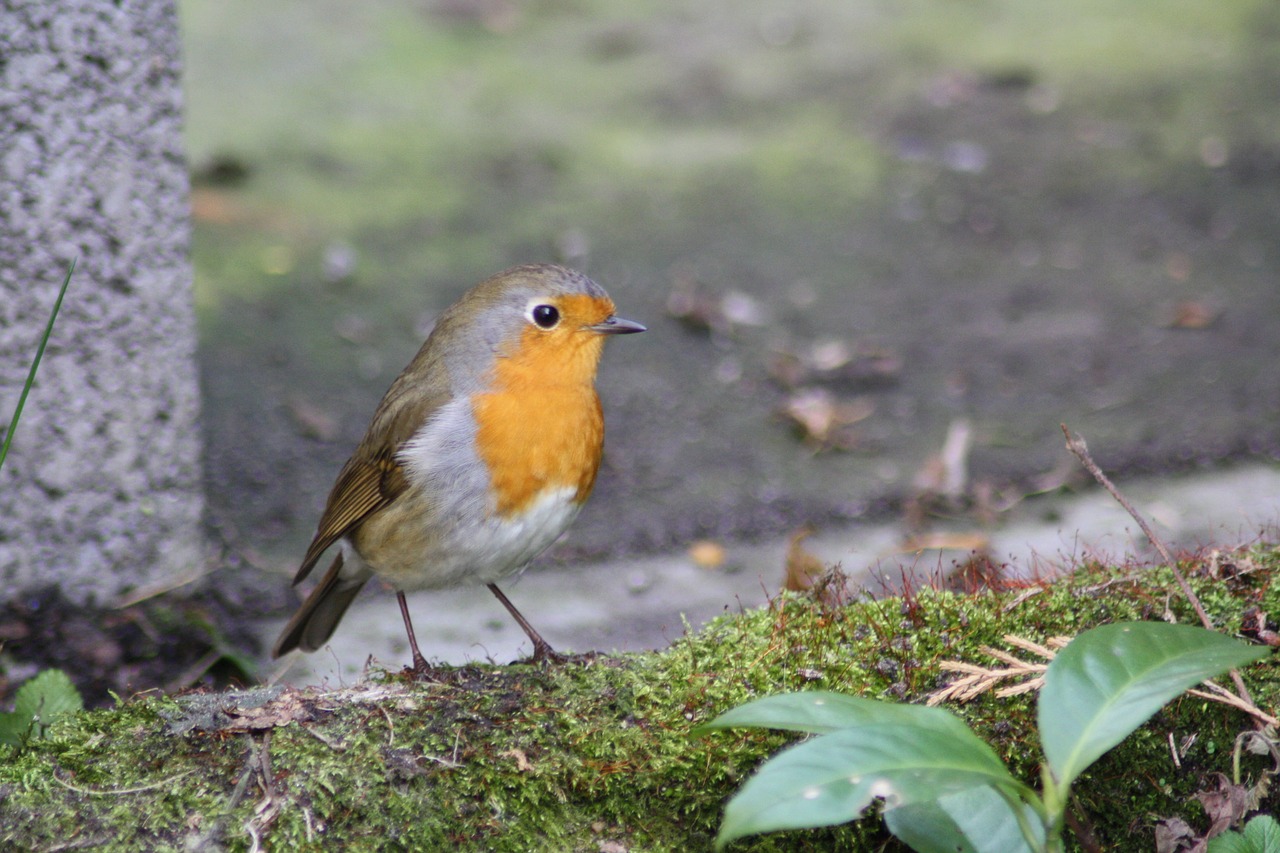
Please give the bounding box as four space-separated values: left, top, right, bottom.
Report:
0 259 76 473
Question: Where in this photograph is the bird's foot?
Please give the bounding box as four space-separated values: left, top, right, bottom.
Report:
528 640 567 665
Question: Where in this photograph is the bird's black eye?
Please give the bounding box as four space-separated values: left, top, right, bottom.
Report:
531 304 560 329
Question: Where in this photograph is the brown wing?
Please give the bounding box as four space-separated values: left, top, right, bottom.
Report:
291 339 453 585
292 452 408 583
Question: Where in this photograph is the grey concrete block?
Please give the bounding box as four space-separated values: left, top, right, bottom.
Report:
0 0 206 604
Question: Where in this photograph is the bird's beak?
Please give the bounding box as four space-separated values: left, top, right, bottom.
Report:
589 316 646 335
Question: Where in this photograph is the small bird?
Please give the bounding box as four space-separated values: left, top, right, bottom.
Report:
272 264 644 669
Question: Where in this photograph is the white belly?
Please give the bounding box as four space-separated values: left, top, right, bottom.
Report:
343 484 582 591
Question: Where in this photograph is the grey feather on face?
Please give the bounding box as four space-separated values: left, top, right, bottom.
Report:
435 265 608 394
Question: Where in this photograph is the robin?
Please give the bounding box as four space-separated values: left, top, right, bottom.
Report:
271 264 645 669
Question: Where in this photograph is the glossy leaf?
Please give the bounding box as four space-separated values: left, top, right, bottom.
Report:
886 785 1045 853
1039 622 1269 790
696 689 946 736
715 712 1034 849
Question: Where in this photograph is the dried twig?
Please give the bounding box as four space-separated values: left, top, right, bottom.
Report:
1061 426 1212 628
1060 424 1262 718
1065 794 1104 853
298 721 347 751
245 731 281 851
186 739 258 852
424 732 464 769
1187 682 1279 728
51 767 196 796
927 635 1069 705
1002 586 1044 611
377 703 395 747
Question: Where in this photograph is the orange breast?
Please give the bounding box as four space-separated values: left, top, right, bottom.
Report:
471 326 607 517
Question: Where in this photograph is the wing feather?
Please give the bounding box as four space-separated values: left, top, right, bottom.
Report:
291 338 452 584
292 453 407 582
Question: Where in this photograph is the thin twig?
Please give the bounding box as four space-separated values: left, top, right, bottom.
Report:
377 703 395 747
1065 793 1103 853
189 737 258 852
165 649 225 695
245 731 281 851
51 767 195 796
1002 587 1043 611
424 731 464 768
1061 424 1261 715
1187 683 1278 728
114 563 212 607
256 731 276 799
927 636 1060 705
1061 425 1211 629
299 722 347 751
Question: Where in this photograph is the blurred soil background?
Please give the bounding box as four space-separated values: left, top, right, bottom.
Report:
192 0 1280 563
173 1 1280 674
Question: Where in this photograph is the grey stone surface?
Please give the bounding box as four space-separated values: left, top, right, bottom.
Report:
0 0 205 604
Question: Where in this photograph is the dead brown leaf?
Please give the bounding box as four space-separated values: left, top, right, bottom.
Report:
783 528 825 593
221 692 316 733
778 387 873 450
1197 772 1252 839
501 748 534 773
1166 299 1220 329
665 273 765 335
1153 817 1200 853
912 418 972 500
766 338 902 391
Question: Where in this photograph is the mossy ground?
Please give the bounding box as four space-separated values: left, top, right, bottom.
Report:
3 545 1277 851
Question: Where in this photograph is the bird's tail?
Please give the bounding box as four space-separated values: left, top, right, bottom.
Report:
272 552 369 658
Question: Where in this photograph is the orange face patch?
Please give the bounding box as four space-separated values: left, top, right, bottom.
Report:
470 293 616 517
503 293 616 379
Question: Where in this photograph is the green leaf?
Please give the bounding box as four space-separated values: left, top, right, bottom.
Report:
0 710 32 747
1208 815 1280 853
1039 622 1269 790
15 668 84 721
696 690 932 736
885 786 1045 853
0 669 84 747
715 708 1036 849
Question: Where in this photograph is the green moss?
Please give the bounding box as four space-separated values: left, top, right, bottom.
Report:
4 546 1278 850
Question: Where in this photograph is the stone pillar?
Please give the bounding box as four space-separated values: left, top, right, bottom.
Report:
0 0 206 604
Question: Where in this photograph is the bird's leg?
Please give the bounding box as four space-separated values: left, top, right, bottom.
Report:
396 590 431 672
487 583 564 663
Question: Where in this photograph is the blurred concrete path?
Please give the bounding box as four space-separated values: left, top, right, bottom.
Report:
266 463 1280 686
